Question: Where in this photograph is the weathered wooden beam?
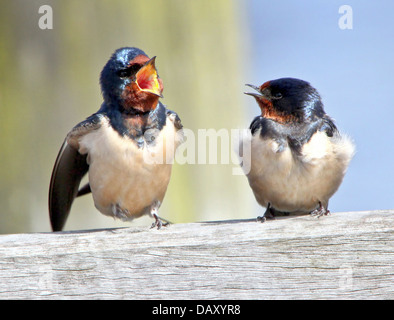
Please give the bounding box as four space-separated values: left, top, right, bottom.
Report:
0 210 393 299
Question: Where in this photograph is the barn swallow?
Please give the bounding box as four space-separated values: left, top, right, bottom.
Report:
49 47 183 231
243 77 355 221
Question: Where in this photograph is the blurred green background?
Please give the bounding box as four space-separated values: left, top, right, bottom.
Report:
0 0 255 233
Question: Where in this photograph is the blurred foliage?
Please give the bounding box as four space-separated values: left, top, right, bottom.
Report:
0 0 255 233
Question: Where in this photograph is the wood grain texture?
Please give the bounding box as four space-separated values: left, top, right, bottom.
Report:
0 210 393 299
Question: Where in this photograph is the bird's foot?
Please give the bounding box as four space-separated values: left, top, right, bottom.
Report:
310 202 330 218
150 213 170 229
257 203 276 223
257 203 291 223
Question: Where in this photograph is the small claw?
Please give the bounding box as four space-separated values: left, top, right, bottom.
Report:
256 203 275 223
310 202 330 218
150 220 162 229
150 213 170 230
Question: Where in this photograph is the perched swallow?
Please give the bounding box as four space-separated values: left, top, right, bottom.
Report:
49 47 183 231
243 77 355 221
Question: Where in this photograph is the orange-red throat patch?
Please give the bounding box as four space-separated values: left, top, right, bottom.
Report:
256 98 297 123
246 81 296 123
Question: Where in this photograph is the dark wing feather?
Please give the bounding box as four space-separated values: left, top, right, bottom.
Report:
48 140 88 231
166 108 183 130
48 114 102 231
76 182 91 197
249 116 263 135
321 115 338 137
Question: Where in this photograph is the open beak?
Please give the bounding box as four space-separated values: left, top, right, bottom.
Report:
135 56 163 97
244 83 264 98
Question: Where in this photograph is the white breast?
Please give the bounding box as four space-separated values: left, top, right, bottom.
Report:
244 129 355 212
78 117 181 220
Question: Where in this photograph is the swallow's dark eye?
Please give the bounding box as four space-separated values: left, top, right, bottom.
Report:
117 69 132 78
117 64 142 78
273 92 283 99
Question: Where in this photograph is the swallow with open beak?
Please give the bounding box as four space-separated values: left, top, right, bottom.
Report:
49 47 183 231
242 77 355 221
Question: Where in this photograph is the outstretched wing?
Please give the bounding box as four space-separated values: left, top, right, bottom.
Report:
48 113 102 231
48 140 88 231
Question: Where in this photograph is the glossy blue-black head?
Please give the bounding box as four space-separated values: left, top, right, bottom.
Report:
245 77 325 122
100 47 163 112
